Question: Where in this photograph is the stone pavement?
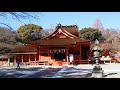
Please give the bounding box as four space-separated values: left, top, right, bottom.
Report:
0 65 63 78
52 63 120 78
0 65 44 78
0 63 120 78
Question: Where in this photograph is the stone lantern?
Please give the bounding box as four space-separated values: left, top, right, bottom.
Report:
91 39 104 78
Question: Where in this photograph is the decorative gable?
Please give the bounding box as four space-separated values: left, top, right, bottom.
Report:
51 29 70 38
46 24 78 39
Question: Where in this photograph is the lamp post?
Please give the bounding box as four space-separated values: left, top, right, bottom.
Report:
91 39 104 78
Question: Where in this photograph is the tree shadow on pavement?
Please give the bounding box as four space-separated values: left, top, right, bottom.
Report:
26 67 62 78
0 67 46 78
61 67 93 78
103 73 117 78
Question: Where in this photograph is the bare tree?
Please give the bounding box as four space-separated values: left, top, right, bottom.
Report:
0 12 42 53
0 12 41 30
29 29 50 41
0 27 18 54
101 28 120 55
92 18 104 31
104 28 119 43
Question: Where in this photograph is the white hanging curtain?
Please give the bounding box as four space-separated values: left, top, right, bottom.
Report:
50 49 66 53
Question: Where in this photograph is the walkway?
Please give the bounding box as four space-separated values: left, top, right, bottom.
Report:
0 63 120 78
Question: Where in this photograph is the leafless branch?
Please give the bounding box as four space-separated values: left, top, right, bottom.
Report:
0 12 41 23
0 23 13 30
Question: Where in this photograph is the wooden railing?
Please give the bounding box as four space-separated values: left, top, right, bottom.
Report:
29 60 49 65
73 60 90 64
100 59 117 64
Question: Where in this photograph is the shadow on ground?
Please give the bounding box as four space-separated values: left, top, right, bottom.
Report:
103 73 117 78
0 67 44 78
60 67 93 78
27 67 62 78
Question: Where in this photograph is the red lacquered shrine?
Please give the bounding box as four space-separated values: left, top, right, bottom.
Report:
9 24 92 66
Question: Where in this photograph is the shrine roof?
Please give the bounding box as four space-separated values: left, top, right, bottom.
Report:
11 44 38 53
27 24 90 46
28 38 90 46
8 52 37 54
57 24 79 37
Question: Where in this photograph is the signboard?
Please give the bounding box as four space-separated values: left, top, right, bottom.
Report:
69 54 73 62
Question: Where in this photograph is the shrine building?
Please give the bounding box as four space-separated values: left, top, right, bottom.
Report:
8 24 92 66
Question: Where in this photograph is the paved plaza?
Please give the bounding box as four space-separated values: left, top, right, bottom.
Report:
0 63 120 78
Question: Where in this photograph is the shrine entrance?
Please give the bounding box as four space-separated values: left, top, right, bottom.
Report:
50 48 66 61
54 52 66 61
81 46 90 60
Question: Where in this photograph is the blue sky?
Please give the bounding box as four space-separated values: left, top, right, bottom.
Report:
0 12 120 31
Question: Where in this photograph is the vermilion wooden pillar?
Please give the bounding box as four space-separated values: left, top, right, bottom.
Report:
66 46 69 65
35 54 36 65
29 54 30 62
22 55 23 63
14 55 16 65
39 46 41 61
80 44 82 60
48 50 50 64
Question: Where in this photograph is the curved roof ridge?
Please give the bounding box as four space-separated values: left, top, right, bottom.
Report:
61 26 78 38
40 24 78 39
